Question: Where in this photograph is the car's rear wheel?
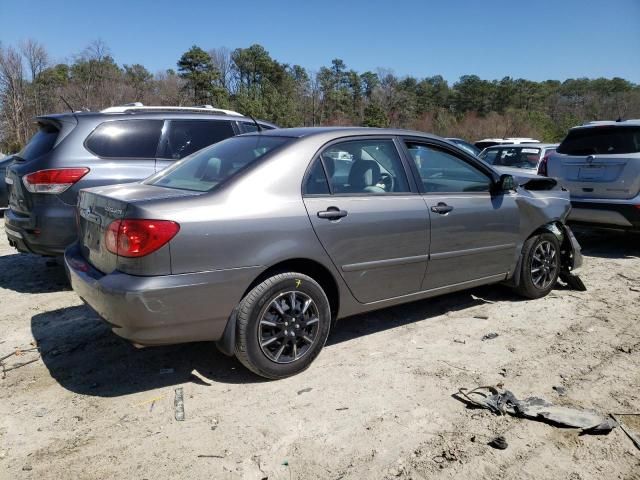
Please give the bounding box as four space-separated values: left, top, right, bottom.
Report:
235 272 331 379
515 232 560 299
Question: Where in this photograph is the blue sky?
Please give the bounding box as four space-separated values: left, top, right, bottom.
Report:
1 0 639 82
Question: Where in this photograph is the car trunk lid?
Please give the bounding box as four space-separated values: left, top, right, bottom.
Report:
77 183 200 274
549 152 640 200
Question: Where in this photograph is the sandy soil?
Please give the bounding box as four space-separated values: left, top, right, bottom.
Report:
1 216 639 480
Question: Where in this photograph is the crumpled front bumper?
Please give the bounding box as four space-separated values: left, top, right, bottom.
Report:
564 224 583 272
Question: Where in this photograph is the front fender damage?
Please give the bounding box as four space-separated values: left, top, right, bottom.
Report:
542 222 586 291
509 188 585 291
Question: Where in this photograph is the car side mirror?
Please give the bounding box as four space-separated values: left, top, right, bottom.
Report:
495 174 516 193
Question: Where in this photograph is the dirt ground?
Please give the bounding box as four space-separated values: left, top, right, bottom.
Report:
1 216 639 480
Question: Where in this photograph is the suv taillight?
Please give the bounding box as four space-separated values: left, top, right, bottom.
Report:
537 155 549 176
105 219 180 258
22 168 90 194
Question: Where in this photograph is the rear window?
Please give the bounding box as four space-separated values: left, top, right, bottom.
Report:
479 146 541 169
17 123 59 161
145 135 290 192
86 120 163 158
557 126 640 155
159 120 235 160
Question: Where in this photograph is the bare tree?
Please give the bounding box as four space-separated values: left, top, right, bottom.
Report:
209 47 234 92
71 39 123 109
20 39 49 82
0 45 29 150
20 39 49 116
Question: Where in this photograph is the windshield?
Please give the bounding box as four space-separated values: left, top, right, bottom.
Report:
145 135 290 192
479 146 541 169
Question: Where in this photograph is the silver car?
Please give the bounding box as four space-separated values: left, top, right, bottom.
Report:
544 120 640 231
479 143 558 185
65 127 583 379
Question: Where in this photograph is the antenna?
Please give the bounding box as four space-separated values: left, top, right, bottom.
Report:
60 96 75 113
248 115 263 132
60 96 79 121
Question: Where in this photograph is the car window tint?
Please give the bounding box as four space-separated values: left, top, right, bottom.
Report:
86 120 163 158
452 139 481 156
17 123 59 161
479 149 498 165
557 126 640 155
482 147 540 169
145 135 290 192
320 139 410 194
304 157 330 195
161 120 235 159
240 122 275 133
406 143 491 193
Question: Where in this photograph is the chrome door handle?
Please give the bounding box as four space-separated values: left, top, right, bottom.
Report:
317 207 348 220
430 202 453 215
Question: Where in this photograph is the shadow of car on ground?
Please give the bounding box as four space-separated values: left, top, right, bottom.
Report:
31 283 522 397
573 227 639 260
0 253 69 294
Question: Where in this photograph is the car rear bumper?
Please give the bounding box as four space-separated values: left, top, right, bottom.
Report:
4 198 77 255
64 243 261 346
569 197 640 231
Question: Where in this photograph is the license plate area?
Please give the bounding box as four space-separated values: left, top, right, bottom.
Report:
578 166 604 180
85 222 103 252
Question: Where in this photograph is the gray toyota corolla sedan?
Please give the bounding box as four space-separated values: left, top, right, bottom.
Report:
65 127 583 378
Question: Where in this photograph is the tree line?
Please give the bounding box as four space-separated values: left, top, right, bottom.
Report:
1 39 639 152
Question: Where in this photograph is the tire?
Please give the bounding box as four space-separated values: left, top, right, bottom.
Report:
515 232 560 299
235 272 332 379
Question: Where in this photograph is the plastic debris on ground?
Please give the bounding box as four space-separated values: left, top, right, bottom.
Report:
454 385 618 435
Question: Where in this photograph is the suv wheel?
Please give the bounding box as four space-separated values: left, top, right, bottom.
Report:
515 232 560 299
235 272 331 379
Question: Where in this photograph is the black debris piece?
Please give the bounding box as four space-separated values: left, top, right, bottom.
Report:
454 386 617 435
488 436 508 450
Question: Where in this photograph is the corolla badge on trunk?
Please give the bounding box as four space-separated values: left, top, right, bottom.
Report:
104 206 124 216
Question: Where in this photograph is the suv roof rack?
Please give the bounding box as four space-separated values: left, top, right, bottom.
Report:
583 119 640 126
100 103 244 116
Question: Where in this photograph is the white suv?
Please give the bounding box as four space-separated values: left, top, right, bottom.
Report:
544 120 640 232
474 137 540 150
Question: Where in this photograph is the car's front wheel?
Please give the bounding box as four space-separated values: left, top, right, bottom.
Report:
235 272 331 379
515 232 560 299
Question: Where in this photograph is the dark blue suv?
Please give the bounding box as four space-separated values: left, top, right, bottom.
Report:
5 104 275 256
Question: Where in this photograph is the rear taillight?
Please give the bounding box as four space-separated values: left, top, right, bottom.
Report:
105 219 180 258
537 155 549 176
22 168 90 194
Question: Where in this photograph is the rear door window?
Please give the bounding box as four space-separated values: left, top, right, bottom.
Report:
557 127 640 155
85 120 163 158
17 123 59 161
160 120 236 159
320 139 411 194
303 158 331 195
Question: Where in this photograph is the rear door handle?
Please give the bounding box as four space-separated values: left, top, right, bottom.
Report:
317 207 348 220
430 202 453 215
